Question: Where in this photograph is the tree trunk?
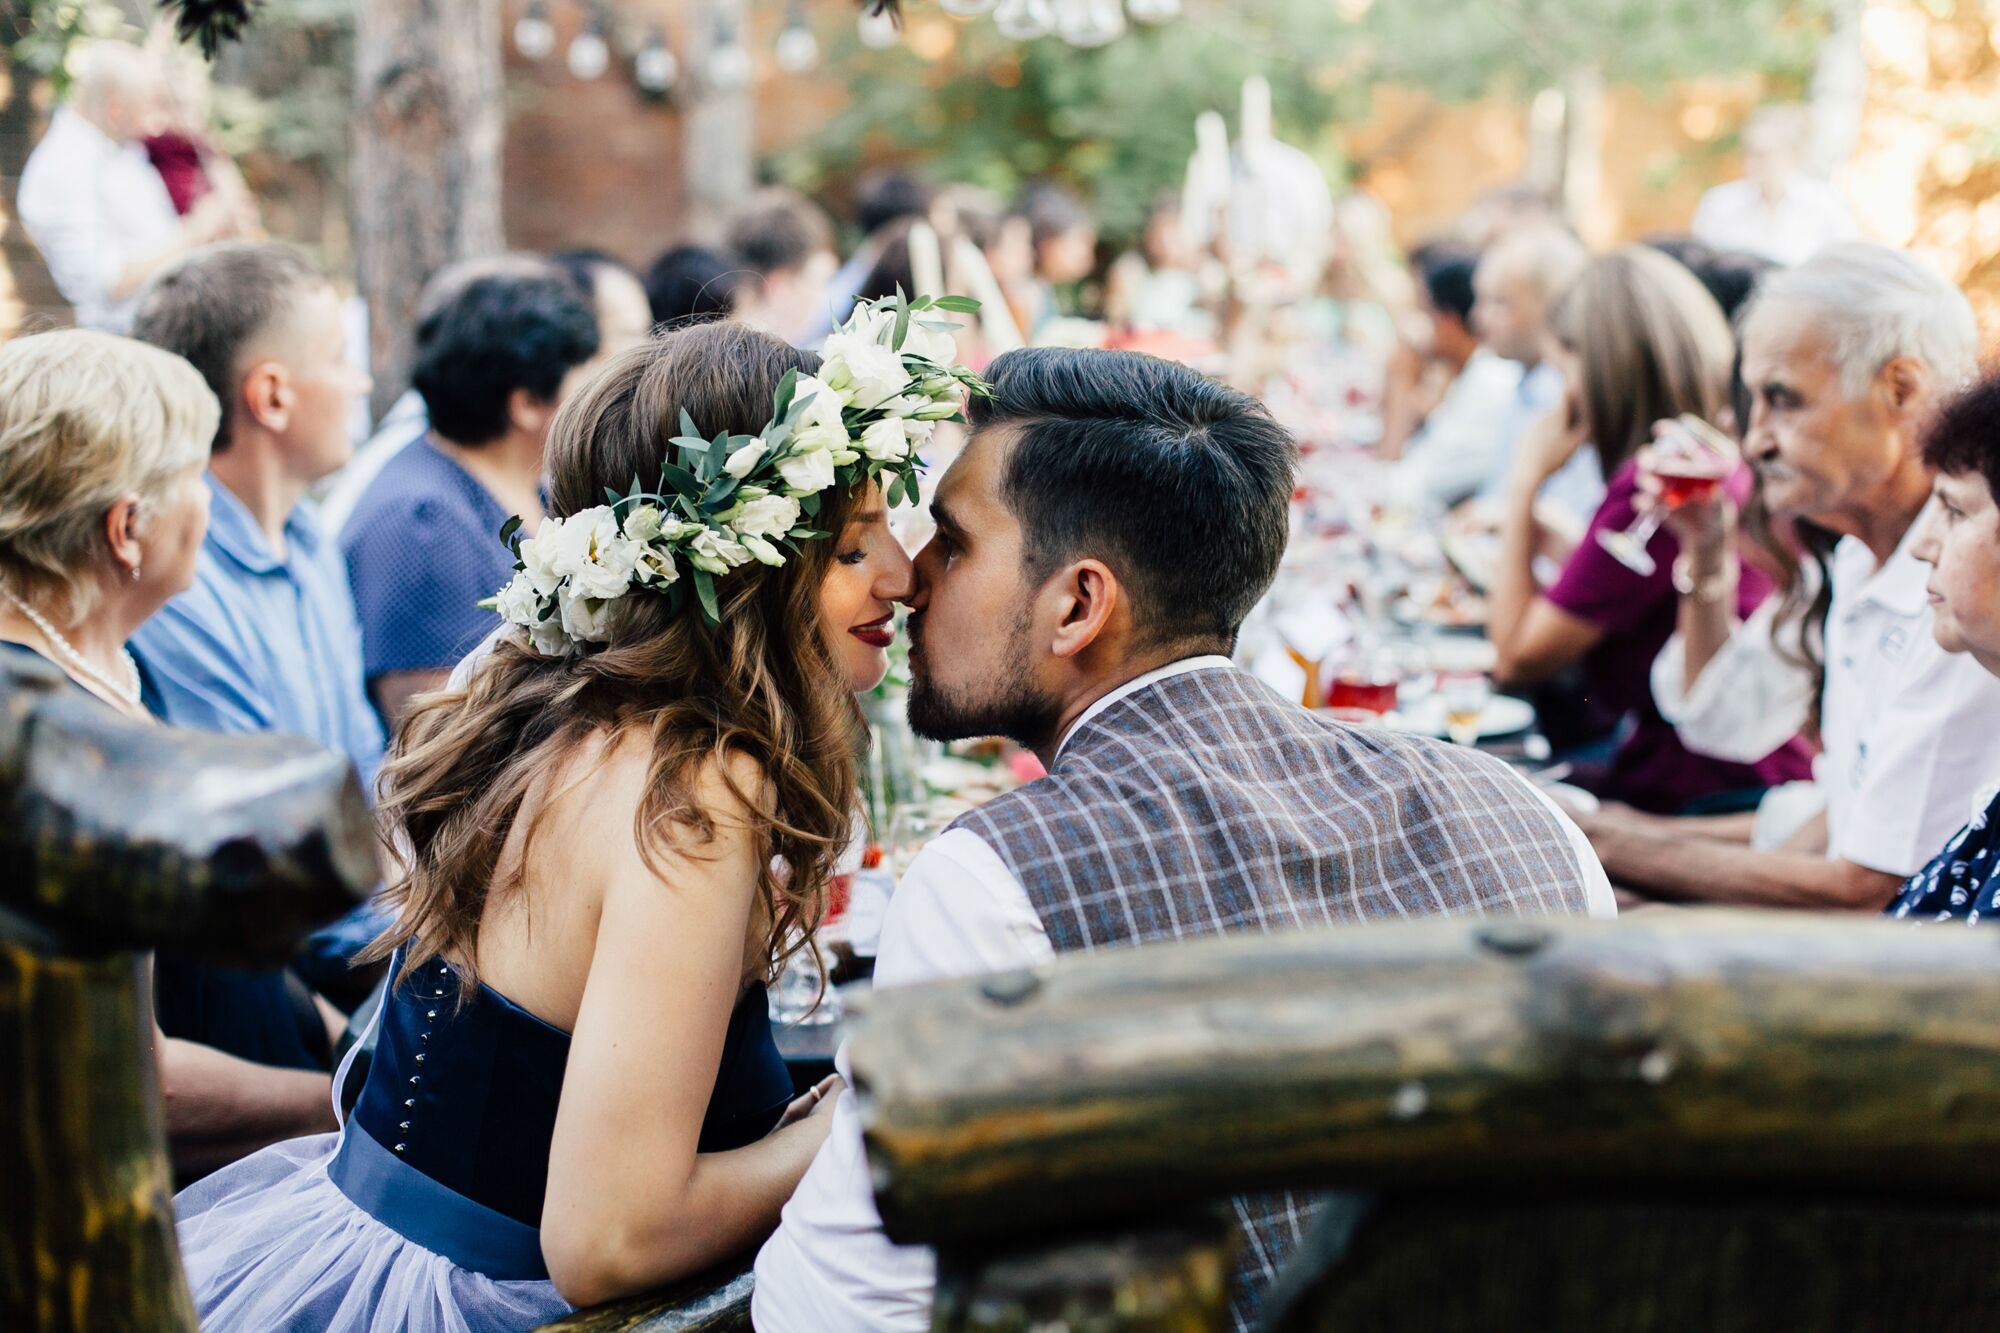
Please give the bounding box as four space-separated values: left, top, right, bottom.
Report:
678 0 754 244
351 0 505 421
0 61 70 335
848 910 2000 1246
1807 0 1866 178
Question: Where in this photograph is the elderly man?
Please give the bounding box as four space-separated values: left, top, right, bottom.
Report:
1469 224 1604 525
17 41 240 331
1581 243 2000 909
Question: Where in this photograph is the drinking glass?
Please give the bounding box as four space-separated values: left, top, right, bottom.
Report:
768 941 840 1026
1596 415 1734 576
888 803 947 880
1327 640 1399 716
1438 672 1491 747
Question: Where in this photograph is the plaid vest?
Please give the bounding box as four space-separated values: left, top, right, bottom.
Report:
952 663 1592 1330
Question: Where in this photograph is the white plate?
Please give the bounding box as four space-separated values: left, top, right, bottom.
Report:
1384 693 1536 740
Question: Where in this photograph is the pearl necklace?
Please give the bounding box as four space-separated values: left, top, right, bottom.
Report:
0 586 143 710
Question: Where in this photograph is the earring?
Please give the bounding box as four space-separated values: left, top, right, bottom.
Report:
131 566 141 582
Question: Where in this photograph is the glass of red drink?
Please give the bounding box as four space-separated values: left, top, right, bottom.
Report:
1596 415 1734 576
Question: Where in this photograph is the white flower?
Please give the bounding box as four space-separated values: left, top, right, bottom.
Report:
903 418 937 451
858 417 910 463
739 533 785 567
902 320 957 366
493 575 542 627
731 494 803 539
633 545 680 587
724 438 768 479
557 587 616 643
517 516 567 596
776 444 838 498
686 526 751 575
551 508 638 601
822 333 912 411
526 617 573 657
622 504 665 542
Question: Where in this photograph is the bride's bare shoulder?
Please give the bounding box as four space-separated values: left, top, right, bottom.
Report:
548 726 776 847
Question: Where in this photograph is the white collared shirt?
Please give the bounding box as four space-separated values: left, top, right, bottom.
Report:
1386 350 1527 513
1652 501 2000 876
751 657 1613 1333
1690 176 1861 267
17 109 181 332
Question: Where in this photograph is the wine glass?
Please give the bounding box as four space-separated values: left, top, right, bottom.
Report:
1595 415 1735 576
1438 672 1491 748
887 803 947 879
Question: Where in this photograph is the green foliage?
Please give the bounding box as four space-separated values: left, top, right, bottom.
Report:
2 0 135 98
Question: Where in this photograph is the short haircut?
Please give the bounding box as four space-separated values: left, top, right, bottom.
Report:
1743 242 1978 399
643 244 744 329
1643 234 1775 323
1480 223 1588 302
410 271 600 447
0 330 217 625
968 348 1297 651
548 246 639 302
1922 370 2000 509
725 187 834 277
1413 243 1479 325
1019 179 1091 249
855 170 933 237
130 241 326 454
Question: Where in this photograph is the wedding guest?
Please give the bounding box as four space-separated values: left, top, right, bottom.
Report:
0 329 340 1176
1489 247 1814 813
1587 244 2000 909
316 254 554 538
1691 104 1859 267
128 241 387 999
1014 179 1097 331
18 41 242 331
550 247 656 355
1888 374 2000 922
643 243 743 329
803 169 934 342
175 317 926 1328
1381 244 1526 512
725 186 838 345
753 347 1612 1333
342 268 599 727
1468 224 1604 523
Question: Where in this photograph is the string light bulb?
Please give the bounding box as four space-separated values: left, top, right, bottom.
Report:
856 4 902 48
513 0 556 59
704 13 753 91
1055 0 1125 46
774 12 820 72
992 0 1054 40
566 26 610 79
1125 0 1181 21
940 0 999 15
634 26 678 94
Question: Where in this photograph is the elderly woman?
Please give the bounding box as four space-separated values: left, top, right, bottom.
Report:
1887 373 2000 922
0 329 339 1175
1487 246 1814 813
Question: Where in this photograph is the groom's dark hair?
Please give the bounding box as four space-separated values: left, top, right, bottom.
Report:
968 347 1297 652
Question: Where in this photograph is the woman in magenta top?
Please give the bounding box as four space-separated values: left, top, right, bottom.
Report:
1487 246 1814 813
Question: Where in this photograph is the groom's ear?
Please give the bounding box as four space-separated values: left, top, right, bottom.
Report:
1048 559 1121 661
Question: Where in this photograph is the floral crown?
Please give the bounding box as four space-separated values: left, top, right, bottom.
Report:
482 293 988 656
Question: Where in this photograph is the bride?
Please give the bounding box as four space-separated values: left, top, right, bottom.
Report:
174 298 981 1329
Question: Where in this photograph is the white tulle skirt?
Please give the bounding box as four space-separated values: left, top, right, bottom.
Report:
175 1132 572 1332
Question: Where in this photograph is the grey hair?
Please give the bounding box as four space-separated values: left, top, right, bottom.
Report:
1479 224 1589 301
1745 242 1978 399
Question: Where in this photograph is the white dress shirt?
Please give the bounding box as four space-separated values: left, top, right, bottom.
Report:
1386 349 1527 513
1473 360 1608 531
1690 176 1861 267
1652 503 2000 876
751 657 1614 1332
17 108 181 332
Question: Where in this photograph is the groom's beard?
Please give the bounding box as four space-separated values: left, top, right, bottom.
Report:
906 606 1061 749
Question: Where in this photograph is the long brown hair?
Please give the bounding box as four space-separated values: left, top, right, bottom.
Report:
1550 246 1735 480
361 322 860 999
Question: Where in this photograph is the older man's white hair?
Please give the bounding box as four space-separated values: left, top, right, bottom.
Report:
1745 242 1978 400
69 41 161 123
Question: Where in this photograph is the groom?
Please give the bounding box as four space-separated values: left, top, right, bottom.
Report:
752 347 1612 1332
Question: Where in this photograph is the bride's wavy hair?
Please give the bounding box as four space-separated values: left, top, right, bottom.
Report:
360 322 858 999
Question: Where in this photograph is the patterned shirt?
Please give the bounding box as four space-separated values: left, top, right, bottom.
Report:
1886 786 2000 924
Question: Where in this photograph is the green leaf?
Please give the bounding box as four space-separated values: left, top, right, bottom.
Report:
706 431 730 480
800 493 821 517
701 475 742 511
498 514 523 550
892 303 910 352
658 462 703 499
932 295 981 314
603 486 623 506
692 568 720 625
679 409 701 440
772 368 799 421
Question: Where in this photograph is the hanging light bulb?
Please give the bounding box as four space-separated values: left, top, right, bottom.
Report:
939 0 998 16
634 26 678 94
566 6 611 80
1125 0 1180 22
1055 0 1125 46
774 13 820 72
856 5 902 49
705 15 753 92
513 0 556 59
992 0 1054 40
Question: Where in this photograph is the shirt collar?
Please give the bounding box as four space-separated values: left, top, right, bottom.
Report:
1839 498 1934 618
1054 655 1235 759
202 472 322 575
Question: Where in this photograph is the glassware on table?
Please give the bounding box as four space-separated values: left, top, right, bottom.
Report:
768 939 840 1026
1595 414 1735 576
1327 639 1399 716
1438 671 1491 747
887 802 947 880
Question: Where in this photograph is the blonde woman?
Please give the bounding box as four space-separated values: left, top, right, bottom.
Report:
1487 246 1814 813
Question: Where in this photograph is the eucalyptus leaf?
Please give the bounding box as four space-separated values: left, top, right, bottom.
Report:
692 568 720 625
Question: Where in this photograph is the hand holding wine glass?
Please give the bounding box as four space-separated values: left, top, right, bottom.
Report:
1599 415 1737 576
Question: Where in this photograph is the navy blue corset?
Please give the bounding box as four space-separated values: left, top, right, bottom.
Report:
342 955 792 1265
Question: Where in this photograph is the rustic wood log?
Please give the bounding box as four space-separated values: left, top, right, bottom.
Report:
532 1254 753 1333
0 654 377 1332
847 910 2000 1245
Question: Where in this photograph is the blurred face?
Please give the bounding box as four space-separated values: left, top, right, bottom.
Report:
817 483 914 693
905 428 1060 745
1038 225 1098 286
138 461 212 606
1910 469 2000 675
1739 310 1907 522
592 266 655 357
265 284 369 484
759 251 838 345
988 218 1036 286
1471 257 1546 365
